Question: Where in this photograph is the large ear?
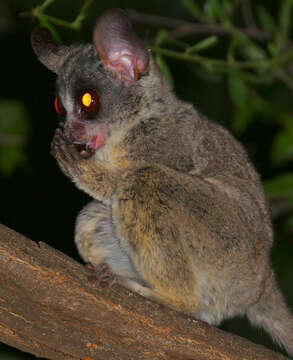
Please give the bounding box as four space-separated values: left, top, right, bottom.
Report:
31 27 70 73
93 9 149 82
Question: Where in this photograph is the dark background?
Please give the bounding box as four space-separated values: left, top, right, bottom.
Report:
1 0 293 358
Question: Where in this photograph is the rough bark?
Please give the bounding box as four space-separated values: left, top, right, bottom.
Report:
0 223 289 360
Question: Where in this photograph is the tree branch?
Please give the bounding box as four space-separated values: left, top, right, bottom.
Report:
0 223 289 360
126 9 271 42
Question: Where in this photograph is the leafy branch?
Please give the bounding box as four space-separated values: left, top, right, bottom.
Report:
20 0 93 41
22 0 293 91
128 1 293 92
151 45 293 74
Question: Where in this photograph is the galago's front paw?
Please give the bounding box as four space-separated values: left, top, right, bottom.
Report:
50 128 95 180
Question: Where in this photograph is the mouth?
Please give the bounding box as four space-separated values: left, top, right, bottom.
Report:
74 143 95 159
58 122 107 158
57 123 95 159
72 131 107 158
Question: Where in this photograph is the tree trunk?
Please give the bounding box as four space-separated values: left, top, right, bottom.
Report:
0 223 289 360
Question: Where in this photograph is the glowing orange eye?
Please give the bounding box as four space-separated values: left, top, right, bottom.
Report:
54 96 66 116
80 90 99 113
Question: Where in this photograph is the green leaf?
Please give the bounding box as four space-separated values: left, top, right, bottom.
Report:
203 0 218 22
188 64 224 83
155 54 174 88
186 36 219 54
0 145 27 176
222 0 235 17
0 98 29 176
272 121 293 165
228 73 248 108
279 0 293 35
180 0 205 22
204 0 229 24
268 41 280 56
155 29 169 46
227 35 241 61
0 99 29 134
239 42 267 61
264 173 293 203
257 5 276 35
231 103 254 135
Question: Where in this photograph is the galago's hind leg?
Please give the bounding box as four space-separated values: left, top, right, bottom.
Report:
75 200 147 288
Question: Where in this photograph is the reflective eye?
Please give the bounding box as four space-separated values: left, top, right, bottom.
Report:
79 90 99 113
54 96 66 116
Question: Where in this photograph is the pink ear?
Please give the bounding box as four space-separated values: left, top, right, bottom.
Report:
93 9 149 82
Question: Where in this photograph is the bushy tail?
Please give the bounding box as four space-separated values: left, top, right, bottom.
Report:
247 272 293 357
